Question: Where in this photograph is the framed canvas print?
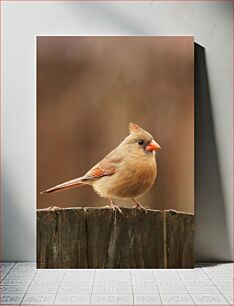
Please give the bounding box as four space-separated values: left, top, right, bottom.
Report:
37 36 194 268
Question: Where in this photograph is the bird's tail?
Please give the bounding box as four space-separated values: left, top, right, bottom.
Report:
40 177 84 194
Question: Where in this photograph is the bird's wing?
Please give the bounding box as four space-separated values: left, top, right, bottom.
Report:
82 164 115 180
82 148 123 181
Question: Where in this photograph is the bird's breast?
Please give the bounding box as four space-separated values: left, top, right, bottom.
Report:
93 156 157 199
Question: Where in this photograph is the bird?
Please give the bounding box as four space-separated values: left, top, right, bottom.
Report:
41 122 161 211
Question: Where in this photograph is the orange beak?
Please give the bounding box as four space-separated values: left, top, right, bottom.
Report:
146 140 161 152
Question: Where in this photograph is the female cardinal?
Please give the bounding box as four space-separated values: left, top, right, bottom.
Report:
41 123 161 211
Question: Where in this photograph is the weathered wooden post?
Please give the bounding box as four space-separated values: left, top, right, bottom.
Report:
37 207 194 269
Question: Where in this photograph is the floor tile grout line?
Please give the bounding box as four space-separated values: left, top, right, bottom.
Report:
176 267 197 305
152 269 163 305
19 263 38 305
201 264 232 305
176 268 191 294
53 269 67 305
90 268 96 305
0 261 17 282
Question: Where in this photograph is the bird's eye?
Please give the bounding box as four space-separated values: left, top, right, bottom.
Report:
138 140 145 147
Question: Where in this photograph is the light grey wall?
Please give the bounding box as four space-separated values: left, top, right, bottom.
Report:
1 1 232 261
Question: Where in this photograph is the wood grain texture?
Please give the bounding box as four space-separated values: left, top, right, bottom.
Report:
37 207 194 268
165 210 194 268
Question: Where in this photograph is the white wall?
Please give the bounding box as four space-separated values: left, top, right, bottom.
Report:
1 1 232 261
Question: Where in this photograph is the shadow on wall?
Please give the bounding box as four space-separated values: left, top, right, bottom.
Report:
194 44 231 262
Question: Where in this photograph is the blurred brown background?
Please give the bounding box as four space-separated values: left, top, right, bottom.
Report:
37 36 194 213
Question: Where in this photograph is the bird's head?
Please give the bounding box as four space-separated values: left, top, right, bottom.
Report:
120 122 161 157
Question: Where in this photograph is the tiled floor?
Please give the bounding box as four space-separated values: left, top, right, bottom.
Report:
0 262 233 305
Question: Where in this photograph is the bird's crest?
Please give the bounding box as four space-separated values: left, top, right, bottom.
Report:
128 122 143 134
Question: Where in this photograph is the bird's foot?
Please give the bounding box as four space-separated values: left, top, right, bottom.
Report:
110 203 122 213
107 198 122 213
132 199 148 211
47 206 61 212
133 203 149 210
